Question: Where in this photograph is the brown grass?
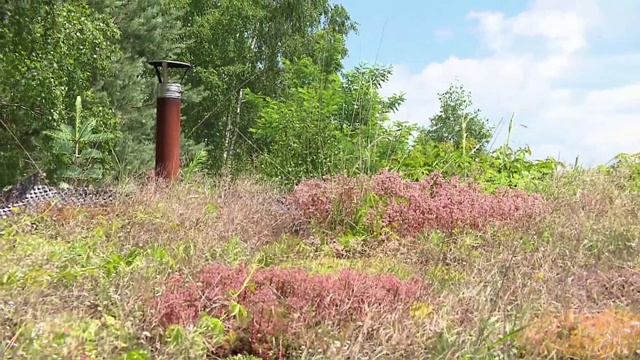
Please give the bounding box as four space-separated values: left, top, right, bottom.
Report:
2 169 640 359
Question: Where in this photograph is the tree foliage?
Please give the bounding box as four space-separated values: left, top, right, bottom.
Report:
0 0 569 192
177 0 357 175
246 58 412 186
421 80 494 153
0 1 120 186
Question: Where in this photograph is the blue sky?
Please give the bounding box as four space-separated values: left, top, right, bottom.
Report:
338 0 640 166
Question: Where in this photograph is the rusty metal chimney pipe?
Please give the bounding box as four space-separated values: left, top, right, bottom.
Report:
148 60 192 181
155 83 182 180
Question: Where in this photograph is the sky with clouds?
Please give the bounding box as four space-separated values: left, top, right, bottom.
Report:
338 0 640 166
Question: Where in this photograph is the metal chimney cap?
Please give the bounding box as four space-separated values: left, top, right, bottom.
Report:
148 60 193 84
148 60 192 69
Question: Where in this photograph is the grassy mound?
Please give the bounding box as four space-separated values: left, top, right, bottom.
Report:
2 170 640 359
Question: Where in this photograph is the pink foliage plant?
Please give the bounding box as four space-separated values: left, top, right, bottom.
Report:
286 170 548 237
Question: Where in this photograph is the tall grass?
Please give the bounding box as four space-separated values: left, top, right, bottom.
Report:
1 162 639 358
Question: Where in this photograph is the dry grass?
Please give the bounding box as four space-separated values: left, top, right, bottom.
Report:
1 169 640 359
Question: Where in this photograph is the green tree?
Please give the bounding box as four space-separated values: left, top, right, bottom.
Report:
87 0 207 180
0 1 121 187
335 63 413 175
422 81 494 152
178 0 357 176
45 96 115 184
246 58 344 184
247 58 411 186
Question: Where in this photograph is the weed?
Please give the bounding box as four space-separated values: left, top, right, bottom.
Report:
2 168 640 359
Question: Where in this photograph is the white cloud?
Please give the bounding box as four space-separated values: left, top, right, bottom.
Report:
382 0 640 166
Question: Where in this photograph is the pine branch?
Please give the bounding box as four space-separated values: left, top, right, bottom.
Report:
0 100 46 118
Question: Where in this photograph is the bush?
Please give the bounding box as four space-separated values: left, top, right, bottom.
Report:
154 262 428 359
286 170 549 238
